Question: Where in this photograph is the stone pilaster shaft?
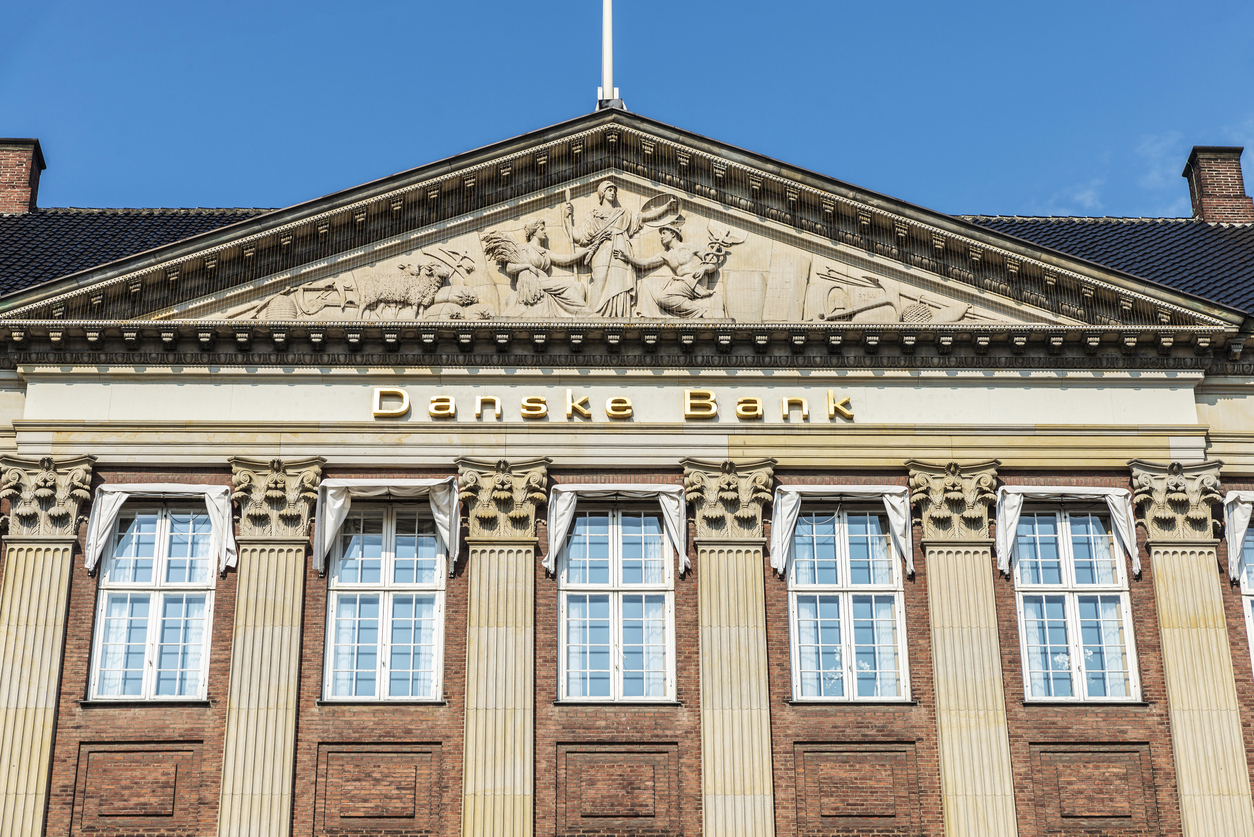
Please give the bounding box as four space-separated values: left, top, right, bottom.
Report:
683 458 776 837
0 455 93 837
456 457 548 837
1130 460 1254 836
909 460 1018 837
217 457 323 837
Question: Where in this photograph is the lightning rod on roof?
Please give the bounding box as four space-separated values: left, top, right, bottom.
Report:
597 0 624 110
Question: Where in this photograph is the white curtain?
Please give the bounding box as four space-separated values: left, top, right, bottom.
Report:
995 486 1138 576
545 485 687 574
84 484 237 574
312 477 458 574
769 485 913 575
1223 491 1254 581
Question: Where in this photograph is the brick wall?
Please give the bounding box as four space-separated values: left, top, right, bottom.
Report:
44 467 235 837
995 472 1182 836
1184 146 1254 223
0 139 44 213
536 470 703 837
766 471 943 837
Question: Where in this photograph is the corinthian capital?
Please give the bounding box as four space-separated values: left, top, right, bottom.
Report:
1129 459 1223 541
682 458 776 540
229 456 325 540
907 460 999 541
0 455 95 539
457 457 550 540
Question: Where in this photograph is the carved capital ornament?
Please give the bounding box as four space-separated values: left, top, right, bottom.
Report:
0 455 95 539
1129 459 1223 541
681 457 776 540
456 457 551 540
907 460 1000 541
229 456 325 540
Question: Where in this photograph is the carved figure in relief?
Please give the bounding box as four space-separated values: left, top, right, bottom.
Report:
567 180 677 318
811 268 973 324
616 217 744 320
481 220 592 318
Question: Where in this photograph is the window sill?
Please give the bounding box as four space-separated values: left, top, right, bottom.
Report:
1022 700 1149 707
316 699 448 706
553 700 684 707
78 699 211 707
786 699 918 706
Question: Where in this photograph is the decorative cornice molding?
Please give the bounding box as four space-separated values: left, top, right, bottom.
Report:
907 459 1000 541
229 456 324 540
1129 459 1223 542
0 455 95 539
681 457 775 540
456 456 550 541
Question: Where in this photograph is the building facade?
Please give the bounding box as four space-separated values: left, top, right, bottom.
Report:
1 112 1254 837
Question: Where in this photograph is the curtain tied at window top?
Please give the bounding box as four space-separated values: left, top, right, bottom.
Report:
312 477 459 574
84 483 237 574
769 485 913 576
545 485 688 574
994 486 1138 576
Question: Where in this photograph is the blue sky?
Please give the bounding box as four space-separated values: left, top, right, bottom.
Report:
3 0 1252 217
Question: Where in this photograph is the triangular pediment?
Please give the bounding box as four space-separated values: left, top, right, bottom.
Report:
0 110 1241 348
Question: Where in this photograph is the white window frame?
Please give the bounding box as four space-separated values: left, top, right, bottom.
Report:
89 506 216 701
786 505 910 702
1013 504 1141 703
322 504 446 702
1239 528 1254 676
557 505 677 703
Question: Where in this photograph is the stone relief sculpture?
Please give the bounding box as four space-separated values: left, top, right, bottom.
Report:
456 456 551 540
907 460 1000 541
566 179 677 317
1129 459 1223 541
808 265 975 324
681 457 775 540
0 455 95 539
481 221 592 318
229 456 325 539
616 217 745 320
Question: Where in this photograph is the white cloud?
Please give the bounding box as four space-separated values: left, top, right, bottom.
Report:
1136 131 1185 191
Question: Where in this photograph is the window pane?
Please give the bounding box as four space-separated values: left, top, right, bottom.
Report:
166 512 213 584
1017 514 1062 585
395 515 438 584
622 513 666 585
565 594 611 697
388 594 438 698
1070 515 1117 585
621 594 667 697
155 594 207 696
109 513 158 584
338 514 384 584
1245 529 1254 589
795 594 843 697
97 593 149 696
852 594 900 697
793 514 838 586
1078 595 1130 698
567 513 611 585
330 594 379 697
848 513 893 585
1022 595 1072 697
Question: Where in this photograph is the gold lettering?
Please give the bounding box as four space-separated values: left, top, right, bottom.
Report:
605 396 633 418
736 397 764 419
782 396 809 420
566 389 592 419
372 387 410 418
428 396 455 418
827 391 854 420
684 389 718 419
520 396 548 418
475 395 500 420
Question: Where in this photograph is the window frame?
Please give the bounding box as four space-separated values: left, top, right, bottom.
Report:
557 504 677 703
89 505 216 702
1238 528 1254 677
321 503 447 703
786 504 911 703
1012 503 1141 703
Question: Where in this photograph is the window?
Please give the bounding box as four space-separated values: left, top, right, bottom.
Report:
91 508 215 700
558 508 675 701
787 509 908 701
324 506 445 701
1013 508 1139 701
1240 528 1254 674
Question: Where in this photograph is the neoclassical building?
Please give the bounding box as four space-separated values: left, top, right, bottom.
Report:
1 113 1253 837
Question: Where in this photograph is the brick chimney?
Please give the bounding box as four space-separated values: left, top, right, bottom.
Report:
1182 146 1254 223
0 139 46 213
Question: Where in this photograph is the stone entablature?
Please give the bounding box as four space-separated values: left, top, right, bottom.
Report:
1130 459 1223 541
0 455 94 539
456 456 550 540
229 456 324 540
907 460 999 541
681 458 775 540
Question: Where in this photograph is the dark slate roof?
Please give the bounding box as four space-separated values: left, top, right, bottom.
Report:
0 207 273 296
964 216 1254 312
